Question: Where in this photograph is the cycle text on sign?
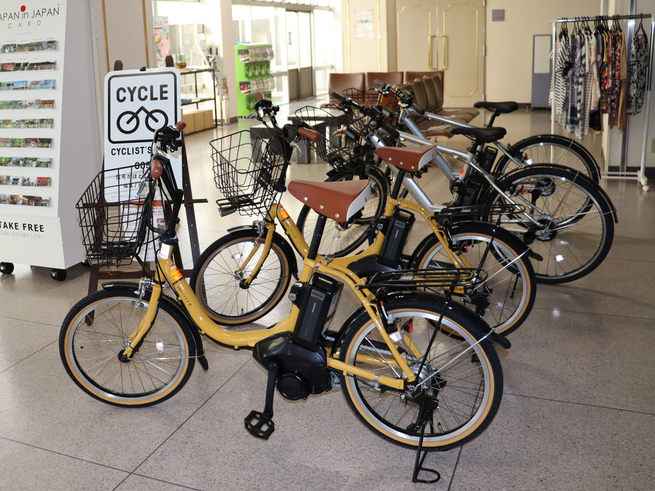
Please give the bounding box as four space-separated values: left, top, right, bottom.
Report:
116 85 169 103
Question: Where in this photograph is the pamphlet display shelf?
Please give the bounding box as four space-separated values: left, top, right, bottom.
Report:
0 0 101 281
179 67 217 127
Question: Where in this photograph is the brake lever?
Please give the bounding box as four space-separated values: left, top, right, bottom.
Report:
136 168 152 199
290 141 303 159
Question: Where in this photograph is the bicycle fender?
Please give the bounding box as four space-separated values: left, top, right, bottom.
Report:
332 291 510 350
490 163 618 223
226 225 299 277
496 134 601 176
588 180 618 223
408 220 534 267
390 291 511 348
100 283 208 371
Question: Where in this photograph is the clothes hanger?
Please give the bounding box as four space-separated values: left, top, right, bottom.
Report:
636 14 647 37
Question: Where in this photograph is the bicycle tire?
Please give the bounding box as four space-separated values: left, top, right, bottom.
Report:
410 221 536 336
189 229 294 325
338 294 503 451
59 288 196 407
295 166 388 257
495 134 600 182
482 164 614 283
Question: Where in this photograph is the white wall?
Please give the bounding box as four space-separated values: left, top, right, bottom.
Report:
200 0 237 122
485 0 601 102
342 0 388 72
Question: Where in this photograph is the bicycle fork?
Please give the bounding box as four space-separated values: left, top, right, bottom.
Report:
236 221 275 288
119 278 164 360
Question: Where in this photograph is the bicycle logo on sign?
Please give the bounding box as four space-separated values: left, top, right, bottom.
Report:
117 106 169 135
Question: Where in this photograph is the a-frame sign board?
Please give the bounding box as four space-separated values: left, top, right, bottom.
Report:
87 57 207 294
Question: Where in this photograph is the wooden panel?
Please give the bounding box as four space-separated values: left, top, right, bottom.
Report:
396 2 435 72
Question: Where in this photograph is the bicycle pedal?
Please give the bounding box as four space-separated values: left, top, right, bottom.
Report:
244 410 275 440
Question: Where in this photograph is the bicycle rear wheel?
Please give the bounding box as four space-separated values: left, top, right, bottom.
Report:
296 166 388 257
483 164 614 283
410 222 536 336
59 288 196 407
495 134 599 182
339 295 503 451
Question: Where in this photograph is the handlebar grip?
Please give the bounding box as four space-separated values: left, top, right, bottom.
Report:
411 103 425 115
176 121 186 131
331 91 347 101
151 159 163 179
298 127 321 142
374 79 386 87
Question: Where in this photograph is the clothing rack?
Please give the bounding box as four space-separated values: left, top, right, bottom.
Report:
550 14 653 191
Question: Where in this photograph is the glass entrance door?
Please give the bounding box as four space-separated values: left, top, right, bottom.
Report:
232 1 333 104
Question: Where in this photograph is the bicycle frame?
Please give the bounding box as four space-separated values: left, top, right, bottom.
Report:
395 103 530 173
233 180 515 313
123 227 419 391
390 113 548 229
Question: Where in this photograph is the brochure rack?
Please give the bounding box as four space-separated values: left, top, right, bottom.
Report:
235 44 275 117
0 0 102 280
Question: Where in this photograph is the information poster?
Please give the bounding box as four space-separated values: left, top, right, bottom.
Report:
354 10 375 40
153 16 171 68
0 1 66 264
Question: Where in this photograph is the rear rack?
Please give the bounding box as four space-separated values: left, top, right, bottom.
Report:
361 268 478 291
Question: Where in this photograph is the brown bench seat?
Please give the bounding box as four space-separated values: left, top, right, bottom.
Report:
401 75 480 137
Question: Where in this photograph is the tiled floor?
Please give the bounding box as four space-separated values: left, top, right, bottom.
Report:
1 101 654 490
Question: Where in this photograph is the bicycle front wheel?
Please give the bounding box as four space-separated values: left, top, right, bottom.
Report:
295 167 388 257
495 134 599 182
411 222 536 336
339 295 503 451
59 289 196 407
484 164 614 283
190 229 293 325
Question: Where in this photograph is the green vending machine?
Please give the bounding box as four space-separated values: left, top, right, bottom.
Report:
235 44 275 117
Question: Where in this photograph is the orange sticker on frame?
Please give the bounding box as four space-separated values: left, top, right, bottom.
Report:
170 265 183 281
279 206 290 220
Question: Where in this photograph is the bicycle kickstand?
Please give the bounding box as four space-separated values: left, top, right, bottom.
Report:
410 395 441 484
244 361 278 440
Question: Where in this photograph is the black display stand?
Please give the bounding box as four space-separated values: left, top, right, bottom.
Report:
87 57 207 294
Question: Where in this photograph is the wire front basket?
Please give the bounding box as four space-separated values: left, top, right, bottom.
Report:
342 88 379 108
76 165 153 266
211 130 288 217
294 106 367 169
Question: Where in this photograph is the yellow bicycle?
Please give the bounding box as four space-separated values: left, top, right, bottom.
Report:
191 102 535 336
59 116 503 454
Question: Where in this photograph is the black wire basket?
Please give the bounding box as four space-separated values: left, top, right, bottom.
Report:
342 87 379 108
294 106 367 168
76 165 153 266
211 130 288 217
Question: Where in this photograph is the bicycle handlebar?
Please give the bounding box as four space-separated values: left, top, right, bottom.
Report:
373 80 425 115
331 90 401 141
331 91 347 102
298 126 321 142
151 159 163 179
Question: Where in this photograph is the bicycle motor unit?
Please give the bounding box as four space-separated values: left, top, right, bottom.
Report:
252 273 344 402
